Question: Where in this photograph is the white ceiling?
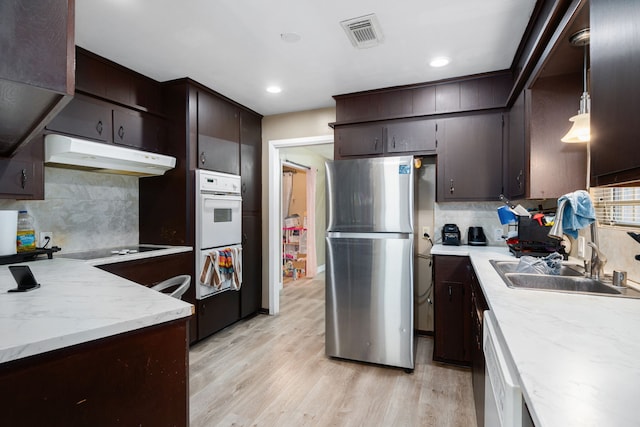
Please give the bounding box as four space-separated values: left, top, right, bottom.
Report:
75 0 537 117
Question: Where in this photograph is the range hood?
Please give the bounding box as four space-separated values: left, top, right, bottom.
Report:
44 134 176 176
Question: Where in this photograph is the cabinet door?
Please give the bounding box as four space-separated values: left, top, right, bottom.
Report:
438 113 503 201
46 94 112 143
386 118 437 153
505 91 526 199
197 91 240 173
590 0 640 185
0 134 43 199
433 256 472 365
198 290 240 340
198 91 240 142
240 214 262 318
334 123 384 157
112 108 164 153
240 111 262 212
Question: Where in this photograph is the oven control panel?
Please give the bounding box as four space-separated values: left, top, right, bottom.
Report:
197 170 241 195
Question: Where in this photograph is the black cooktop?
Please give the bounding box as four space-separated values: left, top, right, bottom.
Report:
59 245 166 260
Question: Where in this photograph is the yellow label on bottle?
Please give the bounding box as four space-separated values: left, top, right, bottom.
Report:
17 230 36 252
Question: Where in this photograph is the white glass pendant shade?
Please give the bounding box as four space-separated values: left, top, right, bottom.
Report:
561 112 590 143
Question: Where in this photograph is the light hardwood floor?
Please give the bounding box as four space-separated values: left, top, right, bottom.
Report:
189 273 477 427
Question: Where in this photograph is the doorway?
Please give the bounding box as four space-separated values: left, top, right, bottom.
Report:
267 135 333 315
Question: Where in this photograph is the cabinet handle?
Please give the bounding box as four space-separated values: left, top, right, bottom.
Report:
448 285 452 301
393 136 396 149
243 233 247 245
242 182 247 194
21 169 27 189
200 152 206 165
516 169 523 189
449 179 455 194
96 120 103 135
374 138 379 151
117 126 125 140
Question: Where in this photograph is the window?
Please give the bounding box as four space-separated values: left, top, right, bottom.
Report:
592 187 640 227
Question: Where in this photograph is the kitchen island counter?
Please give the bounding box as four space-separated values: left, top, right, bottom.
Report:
431 244 640 427
0 257 193 364
0 257 193 426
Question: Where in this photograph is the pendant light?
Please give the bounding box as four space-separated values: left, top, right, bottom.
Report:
561 28 591 143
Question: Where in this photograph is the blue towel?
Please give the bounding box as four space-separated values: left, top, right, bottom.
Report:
558 190 596 239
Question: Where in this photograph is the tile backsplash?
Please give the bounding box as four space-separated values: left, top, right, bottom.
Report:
0 167 139 254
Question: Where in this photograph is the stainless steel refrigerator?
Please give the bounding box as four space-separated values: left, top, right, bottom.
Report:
325 155 415 370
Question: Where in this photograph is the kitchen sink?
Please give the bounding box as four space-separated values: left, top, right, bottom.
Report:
490 260 640 299
491 260 584 277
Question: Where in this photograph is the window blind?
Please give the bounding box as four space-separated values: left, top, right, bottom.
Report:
591 187 640 227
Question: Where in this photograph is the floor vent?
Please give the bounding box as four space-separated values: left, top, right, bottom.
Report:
340 14 384 49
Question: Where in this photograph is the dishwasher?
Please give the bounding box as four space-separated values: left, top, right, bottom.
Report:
483 310 523 427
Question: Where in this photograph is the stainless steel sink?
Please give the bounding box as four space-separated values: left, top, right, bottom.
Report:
491 260 584 277
490 260 640 299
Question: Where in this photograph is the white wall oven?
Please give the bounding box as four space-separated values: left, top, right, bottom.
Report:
195 170 242 299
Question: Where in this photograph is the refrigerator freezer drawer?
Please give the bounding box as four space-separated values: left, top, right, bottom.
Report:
325 234 414 369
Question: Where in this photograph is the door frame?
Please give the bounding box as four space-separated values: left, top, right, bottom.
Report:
267 135 333 315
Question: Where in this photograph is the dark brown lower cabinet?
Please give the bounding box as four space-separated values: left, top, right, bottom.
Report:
434 255 488 427
433 255 472 365
96 251 197 343
470 267 489 427
0 319 189 427
240 213 262 318
198 290 240 339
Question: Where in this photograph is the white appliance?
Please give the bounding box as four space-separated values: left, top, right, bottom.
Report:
484 310 522 427
44 134 176 176
195 170 242 299
325 156 415 370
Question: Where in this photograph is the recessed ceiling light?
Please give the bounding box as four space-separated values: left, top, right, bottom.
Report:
266 86 282 94
429 57 450 68
281 32 301 43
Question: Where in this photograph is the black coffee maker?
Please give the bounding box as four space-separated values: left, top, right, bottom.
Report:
442 224 461 246
468 226 487 246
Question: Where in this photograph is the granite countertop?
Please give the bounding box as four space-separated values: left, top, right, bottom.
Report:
0 254 194 365
431 244 640 427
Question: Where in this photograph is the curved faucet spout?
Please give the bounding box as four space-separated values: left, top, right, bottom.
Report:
548 199 567 240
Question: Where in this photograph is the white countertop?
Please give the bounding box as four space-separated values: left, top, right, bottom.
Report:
0 253 194 364
431 244 640 427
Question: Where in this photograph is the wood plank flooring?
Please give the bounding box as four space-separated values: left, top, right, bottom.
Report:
189 273 477 427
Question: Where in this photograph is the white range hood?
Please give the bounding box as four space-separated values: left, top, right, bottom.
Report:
44 134 176 176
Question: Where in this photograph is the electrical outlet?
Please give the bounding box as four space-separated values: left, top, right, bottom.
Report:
39 232 52 248
494 227 504 241
422 226 430 238
577 236 586 258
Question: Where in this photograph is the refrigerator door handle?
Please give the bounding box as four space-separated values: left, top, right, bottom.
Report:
327 232 413 240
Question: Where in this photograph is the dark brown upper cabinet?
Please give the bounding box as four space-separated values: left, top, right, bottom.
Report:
75 48 163 115
240 110 262 213
0 0 75 157
590 0 640 186
333 71 512 125
503 0 589 200
197 90 240 174
334 123 385 158
437 113 504 202
45 93 165 154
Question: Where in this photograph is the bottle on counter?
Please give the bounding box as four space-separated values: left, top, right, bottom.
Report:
16 210 36 252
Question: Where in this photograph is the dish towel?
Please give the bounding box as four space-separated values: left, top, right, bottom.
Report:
229 246 243 290
557 190 596 239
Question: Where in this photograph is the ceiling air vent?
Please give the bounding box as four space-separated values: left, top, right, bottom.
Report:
340 14 384 49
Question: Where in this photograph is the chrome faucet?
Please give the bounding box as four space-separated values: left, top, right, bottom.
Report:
588 240 606 280
548 199 568 240
549 200 606 280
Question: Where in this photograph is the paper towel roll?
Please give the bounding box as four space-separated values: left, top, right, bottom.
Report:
0 210 18 256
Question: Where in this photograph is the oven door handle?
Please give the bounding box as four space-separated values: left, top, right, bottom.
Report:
202 194 242 201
